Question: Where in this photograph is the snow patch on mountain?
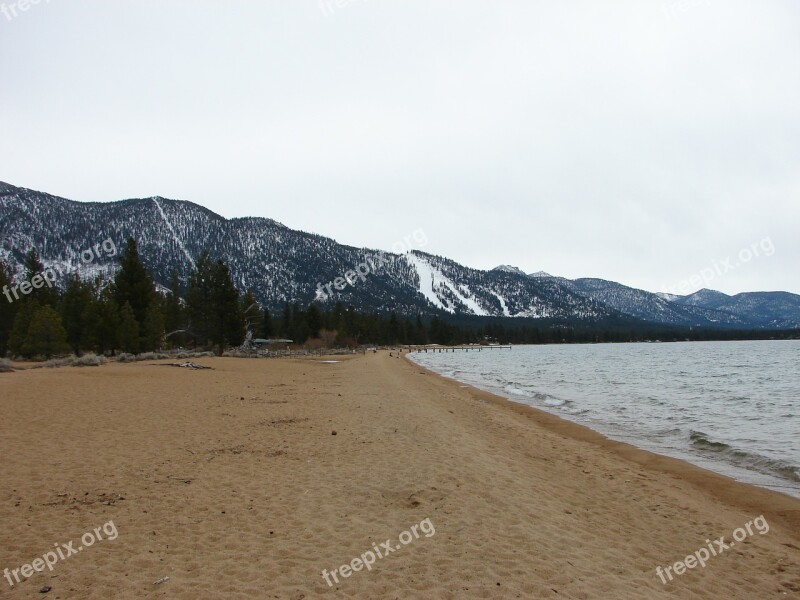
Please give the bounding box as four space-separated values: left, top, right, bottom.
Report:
404 254 489 315
655 292 683 301
404 253 452 313
153 198 196 269
449 284 488 316
491 291 511 317
493 264 527 276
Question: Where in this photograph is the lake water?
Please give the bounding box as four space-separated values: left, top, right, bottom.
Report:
408 340 800 498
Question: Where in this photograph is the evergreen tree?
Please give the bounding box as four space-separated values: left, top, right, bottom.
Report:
280 302 291 338
262 308 273 338
85 286 119 355
210 259 243 353
143 300 165 351
118 301 140 354
0 260 17 356
60 275 94 354
413 314 427 345
113 238 154 332
388 311 400 344
185 251 214 347
289 303 309 343
305 304 323 339
23 248 58 307
23 305 69 358
8 299 39 357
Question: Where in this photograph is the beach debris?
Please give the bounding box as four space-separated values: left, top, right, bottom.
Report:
39 586 52 593
331 430 337 435
153 576 170 585
156 362 213 370
167 475 193 484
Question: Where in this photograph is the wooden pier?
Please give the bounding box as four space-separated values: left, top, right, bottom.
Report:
405 345 511 353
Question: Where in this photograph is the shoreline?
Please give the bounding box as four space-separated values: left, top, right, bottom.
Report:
1 352 798 597
406 345 800 497
404 351 800 534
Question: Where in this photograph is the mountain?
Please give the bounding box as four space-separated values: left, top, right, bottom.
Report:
559 278 751 328
0 182 617 323
674 288 731 307
492 265 527 277
674 289 800 329
2 181 798 330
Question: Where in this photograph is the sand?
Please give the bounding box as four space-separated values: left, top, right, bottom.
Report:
0 351 798 599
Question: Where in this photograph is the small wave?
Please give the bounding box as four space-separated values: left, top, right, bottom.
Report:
689 431 800 483
503 384 532 397
561 407 588 415
543 397 566 407
654 427 682 437
689 430 732 452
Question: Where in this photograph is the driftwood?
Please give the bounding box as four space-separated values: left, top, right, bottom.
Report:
167 475 193 484
156 362 213 370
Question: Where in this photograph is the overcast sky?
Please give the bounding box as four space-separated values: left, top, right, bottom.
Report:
1 0 798 295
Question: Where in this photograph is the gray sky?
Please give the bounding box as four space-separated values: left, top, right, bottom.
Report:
2 0 798 295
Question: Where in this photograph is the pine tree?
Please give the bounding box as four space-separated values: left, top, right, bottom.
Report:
290 303 307 342
8 299 39 357
118 302 140 354
262 308 274 338
113 238 155 334
280 302 291 338
23 248 59 307
388 311 400 344
210 259 244 353
305 304 323 339
143 301 165 351
23 305 69 358
0 260 17 356
413 314 427 345
85 286 120 355
185 251 214 347
60 275 94 354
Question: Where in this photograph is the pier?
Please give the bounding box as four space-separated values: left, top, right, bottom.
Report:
405 345 511 353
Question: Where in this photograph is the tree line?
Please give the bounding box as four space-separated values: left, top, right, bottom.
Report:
1 238 797 359
0 238 430 358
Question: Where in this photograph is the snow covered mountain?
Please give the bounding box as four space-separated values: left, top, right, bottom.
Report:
0 182 614 323
561 278 751 328
1 182 798 329
492 264 528 277
673 289 800 329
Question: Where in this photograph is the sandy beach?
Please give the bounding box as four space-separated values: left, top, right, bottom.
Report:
0 351 798 599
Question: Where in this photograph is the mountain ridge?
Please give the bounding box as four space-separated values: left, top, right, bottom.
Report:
2 182 799 329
